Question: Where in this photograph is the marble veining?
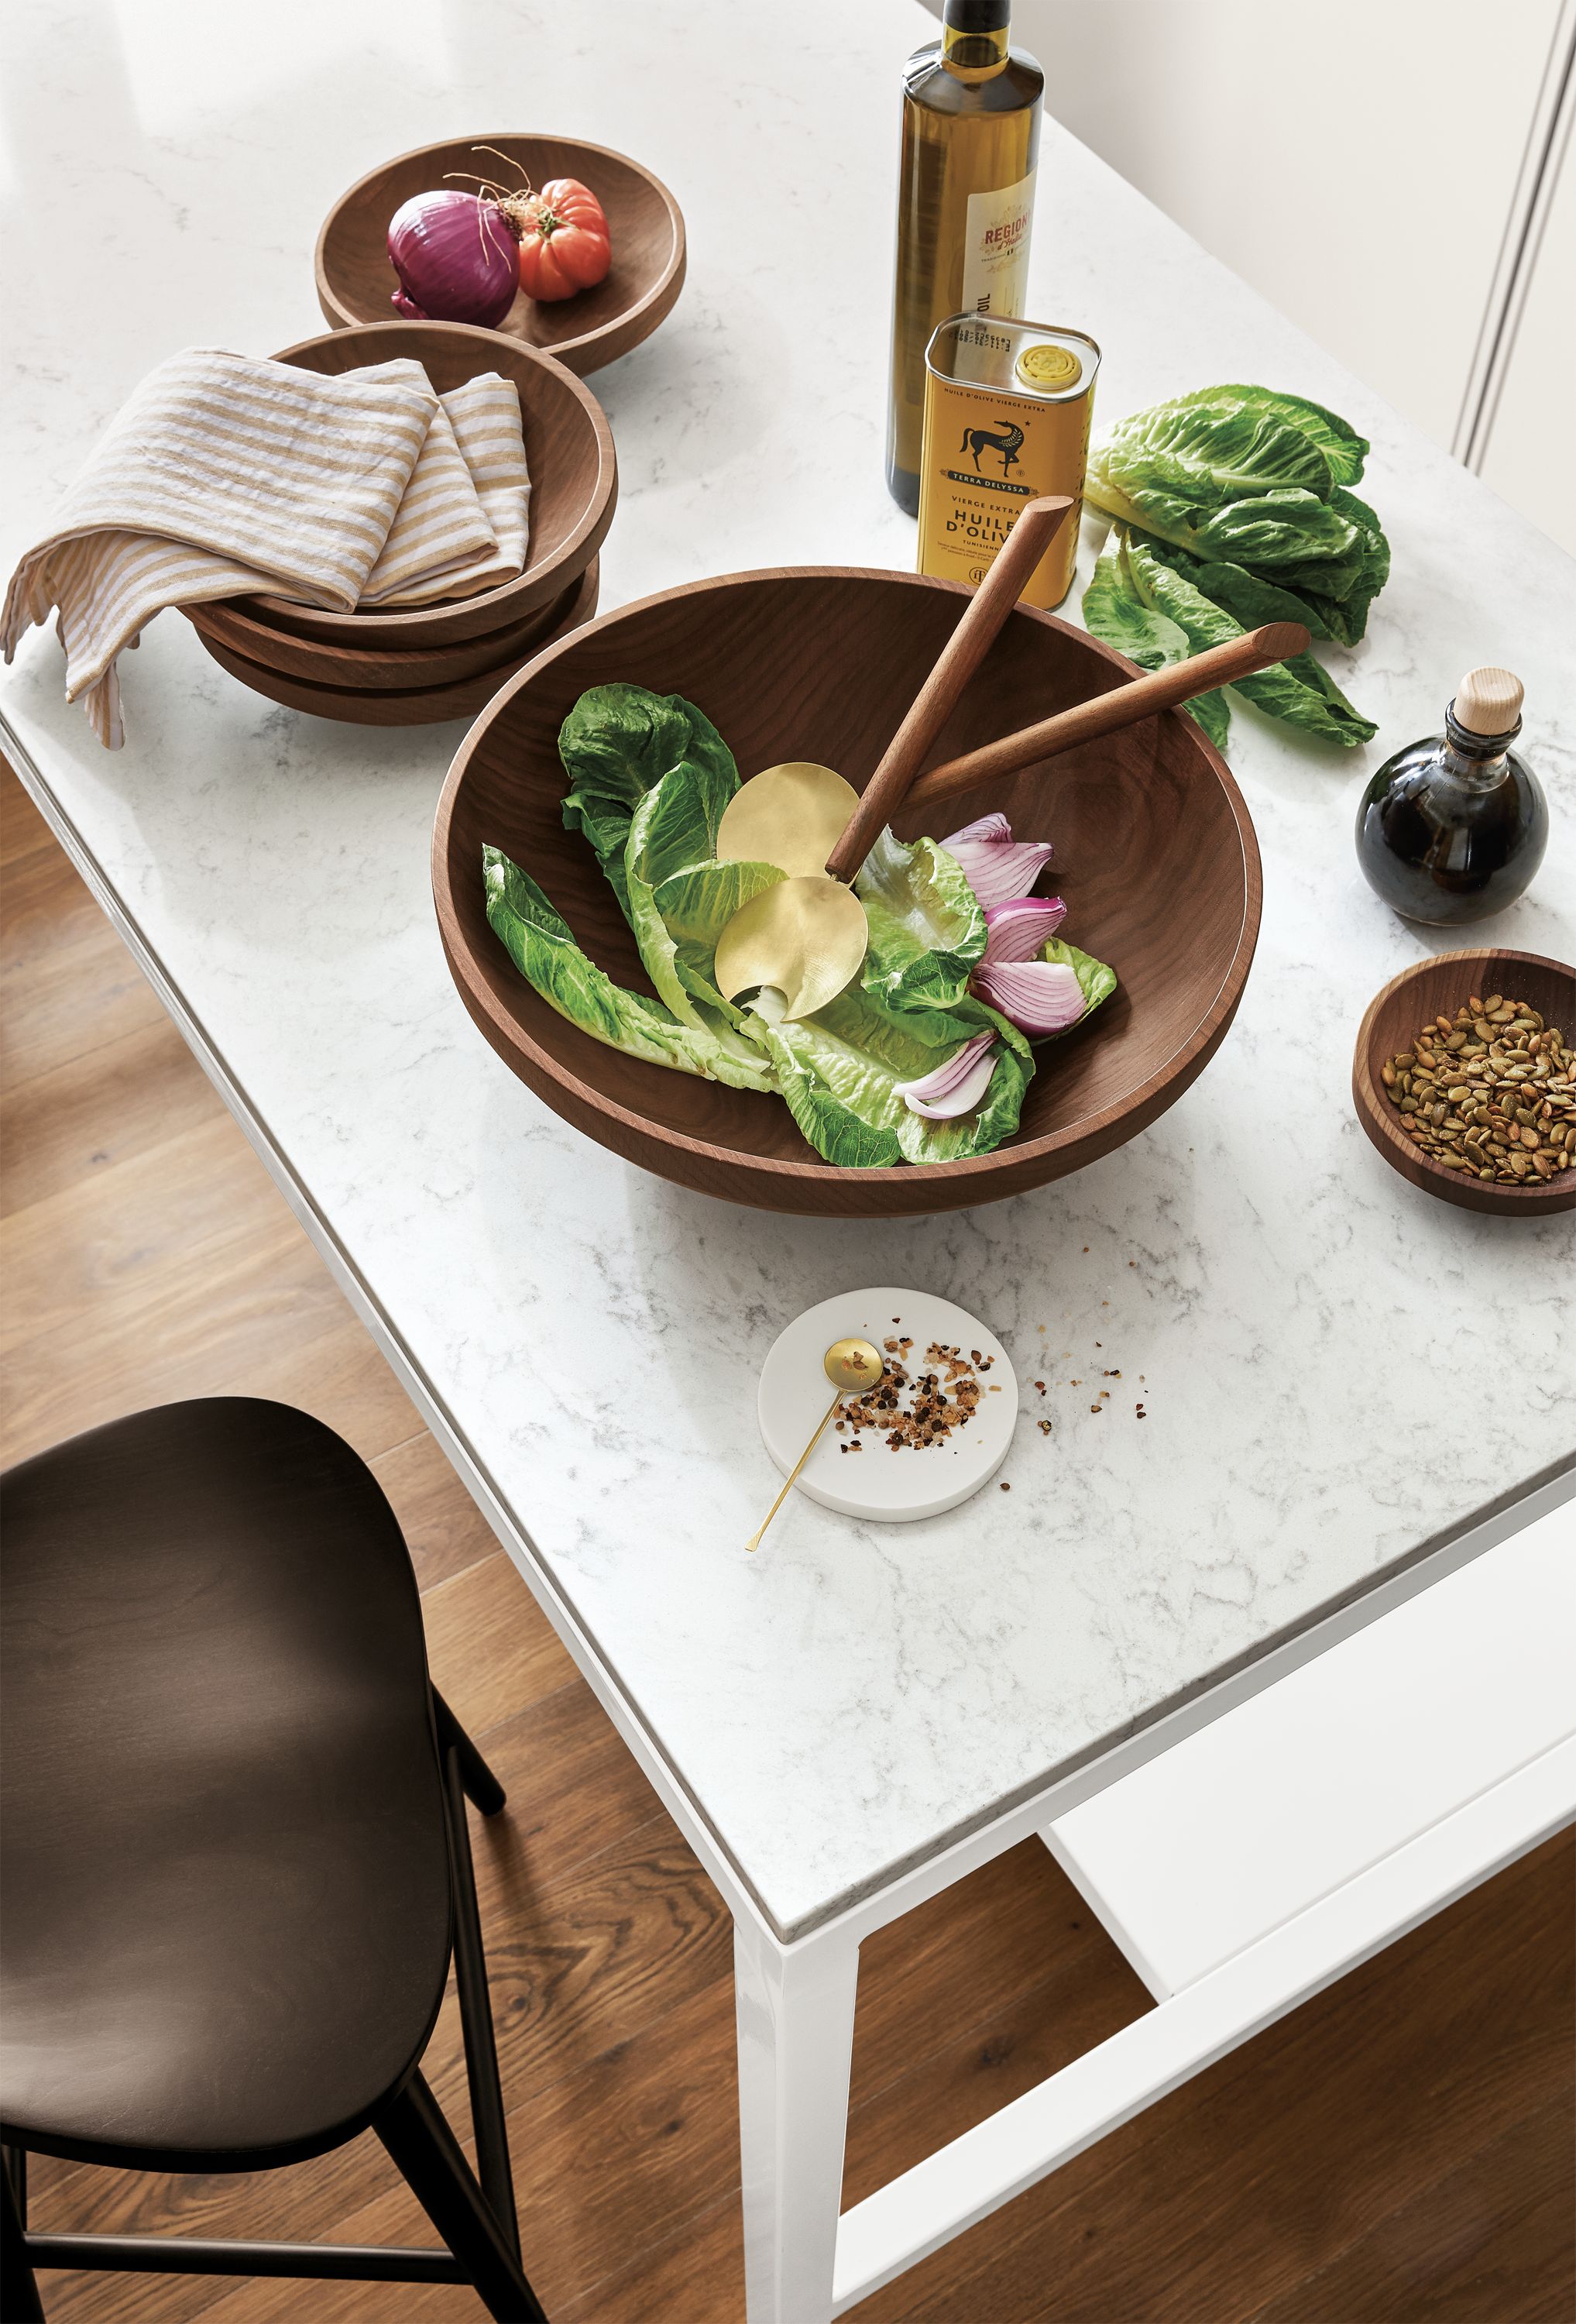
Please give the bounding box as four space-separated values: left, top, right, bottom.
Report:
2 0 1572 1939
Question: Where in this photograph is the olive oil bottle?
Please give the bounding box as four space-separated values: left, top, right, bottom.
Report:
885 0 1044 514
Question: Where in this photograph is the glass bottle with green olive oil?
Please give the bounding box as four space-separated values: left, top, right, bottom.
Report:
885 0 1044 514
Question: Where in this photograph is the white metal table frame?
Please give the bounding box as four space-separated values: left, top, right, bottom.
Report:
11 724 1574 2324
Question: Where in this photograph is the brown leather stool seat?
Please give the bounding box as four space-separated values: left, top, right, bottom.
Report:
1 1398 547 2320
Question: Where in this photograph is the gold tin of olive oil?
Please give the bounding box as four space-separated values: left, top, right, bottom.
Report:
918 314 1100 608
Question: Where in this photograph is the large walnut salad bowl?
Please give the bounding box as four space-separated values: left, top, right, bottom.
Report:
431 569 1263 1218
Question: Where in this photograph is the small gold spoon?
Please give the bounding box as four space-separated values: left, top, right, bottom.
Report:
747 1336 885 1552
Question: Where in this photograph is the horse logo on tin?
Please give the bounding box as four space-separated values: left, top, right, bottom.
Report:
959 420 1025 478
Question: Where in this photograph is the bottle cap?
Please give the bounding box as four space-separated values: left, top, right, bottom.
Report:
1016 342 1082 391
1452 666 1523 738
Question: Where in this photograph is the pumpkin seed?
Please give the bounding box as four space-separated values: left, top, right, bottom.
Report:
1382 995 1571 1188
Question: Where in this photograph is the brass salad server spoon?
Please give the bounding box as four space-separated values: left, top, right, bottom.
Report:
713 500 1306 1023
746 1336 886 1552
714 494 1075 1022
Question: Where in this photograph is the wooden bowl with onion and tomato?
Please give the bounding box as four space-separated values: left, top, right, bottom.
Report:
210 322 615 661
432 569 1264 1219
314 133 686 377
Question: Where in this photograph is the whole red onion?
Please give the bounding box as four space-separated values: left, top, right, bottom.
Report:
386 190 517 328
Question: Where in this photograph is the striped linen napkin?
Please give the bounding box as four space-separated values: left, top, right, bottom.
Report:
2 349 534 744
357 368 531 609
2 349 438 746
439 375 533 594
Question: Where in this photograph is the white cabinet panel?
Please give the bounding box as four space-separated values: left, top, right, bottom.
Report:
1478 126 1576 554
994 0 1561 452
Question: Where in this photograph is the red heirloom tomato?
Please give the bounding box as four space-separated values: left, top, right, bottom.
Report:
515 178 612 301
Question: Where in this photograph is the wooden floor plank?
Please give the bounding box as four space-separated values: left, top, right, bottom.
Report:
844 1837 1151 2172
427 1812 731 2128
1 871 168 1088
441 1673 672 1902
1247 2093 1576 2324
857 1832 1574 2324
5 772 1572 2324
421 1551 581 1738
368 1428 500 1593
0 766 56 865
0 1235 418 1471
3 838 121 975
0 1013 220 1216
0 1113 294 1356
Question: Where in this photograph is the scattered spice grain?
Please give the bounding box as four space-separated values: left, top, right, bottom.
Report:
837 1331 987 1453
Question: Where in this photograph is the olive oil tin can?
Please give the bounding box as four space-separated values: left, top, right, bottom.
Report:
918 314 1100 608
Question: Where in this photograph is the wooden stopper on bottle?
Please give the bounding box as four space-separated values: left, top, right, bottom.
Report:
1453 666 1523 737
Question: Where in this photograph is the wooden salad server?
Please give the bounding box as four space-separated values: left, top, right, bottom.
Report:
713 493 1074 1021
900 619 1312 816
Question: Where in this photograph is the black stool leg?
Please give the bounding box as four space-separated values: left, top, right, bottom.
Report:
442 1740 520 2252
2 2154 44 2323
377 2072 547 2324
2 2146 25 2226
433 1687 506 1816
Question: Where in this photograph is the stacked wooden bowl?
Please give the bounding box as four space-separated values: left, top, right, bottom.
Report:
184 321 616 725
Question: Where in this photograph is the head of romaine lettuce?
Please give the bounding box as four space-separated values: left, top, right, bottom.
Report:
1082 384 1389 751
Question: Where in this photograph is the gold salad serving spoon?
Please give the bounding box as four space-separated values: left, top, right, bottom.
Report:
713 495 1075 1022
746 1336 886 1553
712 500 1306 1023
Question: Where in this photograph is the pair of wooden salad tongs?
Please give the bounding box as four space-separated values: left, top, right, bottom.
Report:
712 492 1307 1021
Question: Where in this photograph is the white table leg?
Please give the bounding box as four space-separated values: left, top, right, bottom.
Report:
734 1917 860 2324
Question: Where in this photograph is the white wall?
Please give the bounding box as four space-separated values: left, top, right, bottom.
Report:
921 0 1575 553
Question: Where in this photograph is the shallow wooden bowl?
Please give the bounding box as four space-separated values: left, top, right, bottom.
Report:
197 561 598 727
314 133 685 376
1353 948 1576 1216
433 569 1263 1217
184 587 570 689
240 322 614 649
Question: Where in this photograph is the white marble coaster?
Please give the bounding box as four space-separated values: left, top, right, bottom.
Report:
757 1286 1018 1523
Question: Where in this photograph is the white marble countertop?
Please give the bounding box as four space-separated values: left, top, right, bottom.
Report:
3 0 1572 1942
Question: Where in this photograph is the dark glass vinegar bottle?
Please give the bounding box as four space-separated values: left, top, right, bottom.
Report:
1355 666 1548 924
885 0 1044 514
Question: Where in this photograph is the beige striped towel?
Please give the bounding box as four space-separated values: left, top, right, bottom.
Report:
2 349 440 746
438 375 533 595
355 367 531 609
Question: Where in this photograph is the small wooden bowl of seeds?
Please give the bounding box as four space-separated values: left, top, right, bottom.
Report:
1353 947 1576 1215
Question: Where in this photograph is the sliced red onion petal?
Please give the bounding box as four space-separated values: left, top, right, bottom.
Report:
982 896 1067 963
939 807 1055 909
896 1031 998 1119
971 959 1086 1035
944 834 1055 909
943 811 1015 848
